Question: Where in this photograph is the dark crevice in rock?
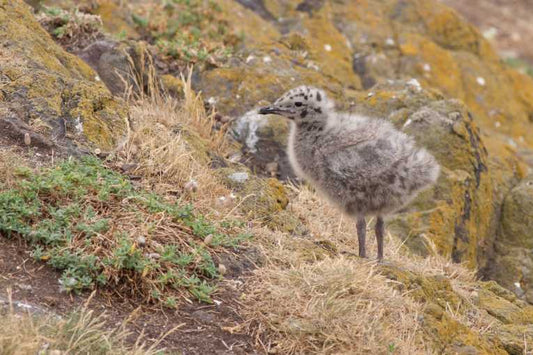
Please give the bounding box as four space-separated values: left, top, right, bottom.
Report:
352 54 377 90
295 0 325 15
452 189 471 263
464 114 488 187
234 0 277 23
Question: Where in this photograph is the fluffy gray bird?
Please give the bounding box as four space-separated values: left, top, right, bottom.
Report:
258 86 440 260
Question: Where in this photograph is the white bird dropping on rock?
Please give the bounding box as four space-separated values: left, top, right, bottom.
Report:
258 85 440 260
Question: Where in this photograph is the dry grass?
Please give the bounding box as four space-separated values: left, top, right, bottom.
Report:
0 290 168 355
246 257 425 354
242 185 493 354
0 149 27 189
116 66 233 214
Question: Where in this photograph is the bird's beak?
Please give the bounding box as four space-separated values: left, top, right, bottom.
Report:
258 106 282 115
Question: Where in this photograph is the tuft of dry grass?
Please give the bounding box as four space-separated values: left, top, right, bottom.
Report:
116 66 233 214
242 185 494 354
0 290 169 355
246 257 425 354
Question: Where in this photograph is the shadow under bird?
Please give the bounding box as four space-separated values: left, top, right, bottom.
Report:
258 86 440 260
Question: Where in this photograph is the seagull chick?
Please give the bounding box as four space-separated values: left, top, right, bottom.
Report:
258 86 440 260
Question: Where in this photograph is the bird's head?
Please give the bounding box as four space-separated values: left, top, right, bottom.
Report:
258 86 333 122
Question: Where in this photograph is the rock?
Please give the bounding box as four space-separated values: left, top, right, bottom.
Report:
204 234 213 245
380 265 533 353
218 264 227 275
77 39 151 96
184 179 199 193
488 176 533 303
136 236 146 246
0 0 127 153
227 172 249 184
217 167 293 229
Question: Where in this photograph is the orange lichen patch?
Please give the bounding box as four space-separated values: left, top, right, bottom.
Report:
398 33 464 100
302 3 362 89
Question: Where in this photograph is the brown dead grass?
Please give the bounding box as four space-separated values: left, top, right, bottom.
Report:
0 290 168 355
242 185 493 354
115 66 234 215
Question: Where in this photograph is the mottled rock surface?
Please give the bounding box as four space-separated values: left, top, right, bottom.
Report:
1 0 127 153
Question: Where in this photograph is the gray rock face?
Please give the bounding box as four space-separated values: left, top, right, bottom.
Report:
489 176 533 303
0 1 127 153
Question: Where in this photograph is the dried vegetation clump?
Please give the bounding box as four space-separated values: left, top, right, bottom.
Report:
243 186 498 354
0 290 169 355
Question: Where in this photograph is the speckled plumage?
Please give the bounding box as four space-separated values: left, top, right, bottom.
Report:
259 85 440 259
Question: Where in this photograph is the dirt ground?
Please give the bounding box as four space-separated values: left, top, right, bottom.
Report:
0 237 261 354
440 0 533 64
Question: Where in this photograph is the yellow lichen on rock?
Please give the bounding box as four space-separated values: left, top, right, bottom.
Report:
0 0 127 151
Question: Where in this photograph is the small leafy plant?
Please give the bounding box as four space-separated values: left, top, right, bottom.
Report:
0 157 250 303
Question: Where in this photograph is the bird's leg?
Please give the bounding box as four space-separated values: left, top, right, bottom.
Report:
375 216 384 261
356 216 366 258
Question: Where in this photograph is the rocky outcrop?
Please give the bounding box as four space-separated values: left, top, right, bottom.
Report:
0 0 127 154
382 265 533 354
489 176 533 304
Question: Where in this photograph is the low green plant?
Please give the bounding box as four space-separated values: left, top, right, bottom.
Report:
0 157 251 303
129 0 237 65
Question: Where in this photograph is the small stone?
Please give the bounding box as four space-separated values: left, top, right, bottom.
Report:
216 196 231 207
423 63 431 72
137 236 146 246
266 161 278 176
120 163 138 172
204 234 213 245
228 153 242 163
207 97 217 105
184 179 198 192
16 283 32 291
324 44 332 52
23 132 31 145
385 38 395 46
263 56 272 63
146 253 160 259
94 148 101 155
406 78 422 92
476 77 486 86
218 264 227 275
228 172 249 183
246 55 255 64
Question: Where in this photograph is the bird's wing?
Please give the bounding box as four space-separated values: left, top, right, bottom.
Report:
317 128 401 181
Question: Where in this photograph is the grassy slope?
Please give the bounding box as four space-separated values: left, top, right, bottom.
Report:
1 73 530 354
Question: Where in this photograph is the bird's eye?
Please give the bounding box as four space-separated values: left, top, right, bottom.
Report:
295 102 302 107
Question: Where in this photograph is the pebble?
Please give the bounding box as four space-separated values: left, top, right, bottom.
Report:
184 179 198 192
137 236 146 246
228 171 249 183
204 234 213 245
218 264 227 275
266 161 278 176
23 133 31 145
